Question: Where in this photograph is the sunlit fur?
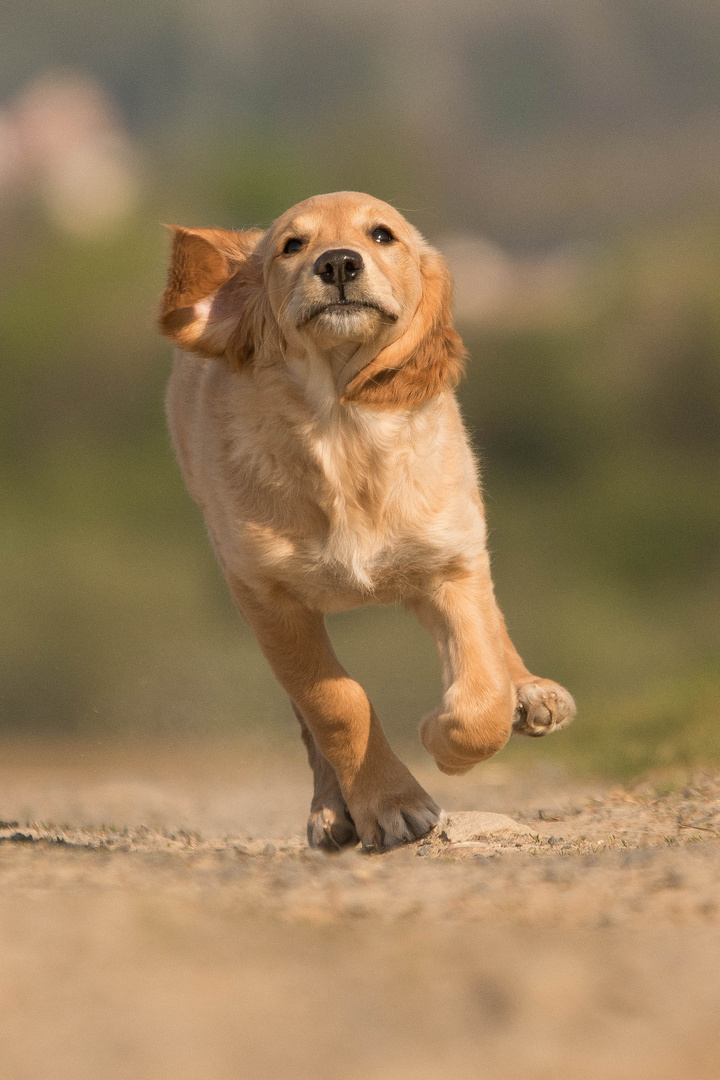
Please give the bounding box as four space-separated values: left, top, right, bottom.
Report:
159 191 575 851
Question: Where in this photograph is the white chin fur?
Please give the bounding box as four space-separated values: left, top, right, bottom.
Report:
314 306 380 338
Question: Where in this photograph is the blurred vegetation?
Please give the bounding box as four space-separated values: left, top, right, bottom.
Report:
462 213 720 775
4 0 720 782
2 165 719 783
7 0 720 245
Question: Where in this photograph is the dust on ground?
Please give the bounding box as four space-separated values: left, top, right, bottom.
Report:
1 737 719 1080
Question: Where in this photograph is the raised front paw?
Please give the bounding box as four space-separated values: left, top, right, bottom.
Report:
420 704 512 776
307 795 359 851
512 679 575 738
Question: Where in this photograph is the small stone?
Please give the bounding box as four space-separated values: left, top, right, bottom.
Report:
439 812 533 844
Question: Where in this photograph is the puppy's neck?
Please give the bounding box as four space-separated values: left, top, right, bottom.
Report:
282 340 380 414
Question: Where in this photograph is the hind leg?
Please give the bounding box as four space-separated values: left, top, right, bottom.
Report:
292 702 359 851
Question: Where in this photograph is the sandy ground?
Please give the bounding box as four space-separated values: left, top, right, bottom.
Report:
1 737 720 1080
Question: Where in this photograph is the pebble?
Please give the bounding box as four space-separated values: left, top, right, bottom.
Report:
438 811 534 844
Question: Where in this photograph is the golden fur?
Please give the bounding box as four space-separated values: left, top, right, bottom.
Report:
159 191 575 851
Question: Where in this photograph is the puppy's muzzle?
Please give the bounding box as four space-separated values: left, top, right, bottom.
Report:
298 247 397 328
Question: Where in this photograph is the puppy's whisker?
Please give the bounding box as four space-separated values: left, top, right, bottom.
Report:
274 290 297 328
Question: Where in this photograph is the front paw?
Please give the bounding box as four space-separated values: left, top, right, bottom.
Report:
348 772 440 852
307 799 359 851
420 707 511 775
512 679 575 737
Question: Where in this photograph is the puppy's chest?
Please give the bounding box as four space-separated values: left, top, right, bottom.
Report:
304 425 412 550
307 424 393 521
251 417 459 602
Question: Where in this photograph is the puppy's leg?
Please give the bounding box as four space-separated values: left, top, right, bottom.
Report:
495 611 576 738
411 555 515 775
231 580 439 851
291 702 359 851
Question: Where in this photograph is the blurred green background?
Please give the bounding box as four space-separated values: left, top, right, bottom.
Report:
1 0 719 778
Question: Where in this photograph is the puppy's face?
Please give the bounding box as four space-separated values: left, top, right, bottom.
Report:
262 192 423 351
159 191 465 409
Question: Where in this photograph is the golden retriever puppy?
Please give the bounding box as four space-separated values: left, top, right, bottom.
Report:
159 191 575 851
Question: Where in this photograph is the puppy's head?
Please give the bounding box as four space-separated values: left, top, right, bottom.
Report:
159 192 465 408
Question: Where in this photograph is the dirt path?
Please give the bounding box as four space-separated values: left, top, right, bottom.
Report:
1 741 719 1079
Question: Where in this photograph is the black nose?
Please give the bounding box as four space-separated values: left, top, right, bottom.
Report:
313 248 364 287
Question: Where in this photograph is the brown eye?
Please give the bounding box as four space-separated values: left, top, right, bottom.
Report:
283 237 303 254
371 226 394 244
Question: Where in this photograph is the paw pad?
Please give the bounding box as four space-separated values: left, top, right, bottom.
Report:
512 681 575 738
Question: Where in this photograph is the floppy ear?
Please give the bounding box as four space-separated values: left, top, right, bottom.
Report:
341 246 466 409
158 226 267 366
